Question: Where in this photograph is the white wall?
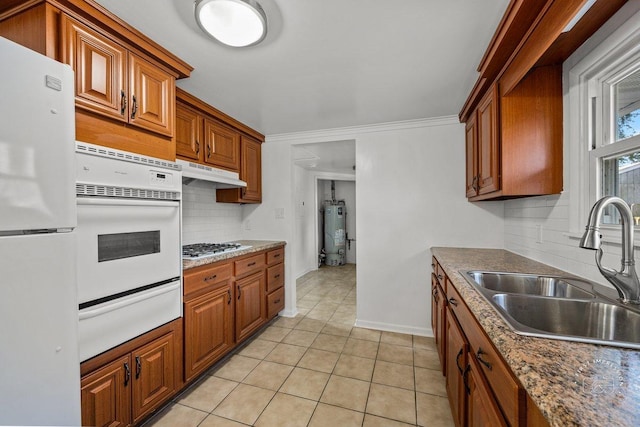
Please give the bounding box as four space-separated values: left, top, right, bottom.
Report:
266 118 504 334
181 180 243 245
504 3 640 289
294 165 317 278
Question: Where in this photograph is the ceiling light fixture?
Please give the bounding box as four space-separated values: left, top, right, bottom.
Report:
195 0 267 47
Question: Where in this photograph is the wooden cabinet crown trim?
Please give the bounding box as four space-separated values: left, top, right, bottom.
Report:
177 88 264 141
0 0 193 78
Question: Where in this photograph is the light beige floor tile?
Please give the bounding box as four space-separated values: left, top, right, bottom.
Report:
297 298 319 309
273 316 302 328
254 393 316 427
372 360 415 390
308 403 364 427
258 326 292 342
199 414 247 427
280 367 330 401
366 383 416 425
377 343 414 365
414 347 441 370
363 414 416 427
242 360 294 390
213 355 260 382
297 348 340 373
177 376 238 412
333 354 375 382
320 375 370 412
306 309 334 321
282 329 318 347
416 392 455 427
380 331 413 347
297 307 311 316
413 335 437 350
239 338 278 359
311 333 348 353
329 312 356 325
295 318 326 333
342 338 379 359
212 384 275 425
350 327 381 342
415 366 447 396
321 323 353 337
264 343 307 366
146 403 208 427
314 302 339 312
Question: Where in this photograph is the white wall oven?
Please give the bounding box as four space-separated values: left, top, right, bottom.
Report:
75 142 182 362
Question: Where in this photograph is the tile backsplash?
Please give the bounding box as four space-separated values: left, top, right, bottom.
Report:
181 180 243 245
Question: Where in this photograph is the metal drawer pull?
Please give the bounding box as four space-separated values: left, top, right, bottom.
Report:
135 356 141 379
448 298 458 307
248 262 256 267
124 362 130 386
455 348 464 375
476 348 492 370
274 299 281 304
274 253 280 258
204 274 217 282
274 274 281 279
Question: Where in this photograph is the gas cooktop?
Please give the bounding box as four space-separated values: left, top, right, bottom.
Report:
182 243 252 260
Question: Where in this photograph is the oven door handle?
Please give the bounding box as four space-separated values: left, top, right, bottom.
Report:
77 197 179 208
79 281 180 320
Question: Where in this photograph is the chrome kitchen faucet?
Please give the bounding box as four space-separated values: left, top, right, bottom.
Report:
580 196 640 304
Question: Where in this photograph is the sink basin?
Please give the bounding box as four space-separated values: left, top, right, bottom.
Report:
492 294 640 348
460 270 640 349
465 271 595 299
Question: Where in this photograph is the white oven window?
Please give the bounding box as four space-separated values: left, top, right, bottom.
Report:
98 230 161 262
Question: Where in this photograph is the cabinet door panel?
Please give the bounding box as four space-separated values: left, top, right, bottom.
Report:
129 53 175 137
446 310 468 427
184 284 234 381
175 103 202 161
61 15 126 122
132 332 175 423
236 272 266 342
465 114 478 197
466 357 508 427
477 85 500 194
203 118 240 171
80 355 131 427
241 136 262 201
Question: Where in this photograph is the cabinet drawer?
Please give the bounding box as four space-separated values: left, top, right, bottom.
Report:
235 253 265 277
184 262 232 298
267 287 284 319
267 247 284 265
266 263 284 293
446 280 523 427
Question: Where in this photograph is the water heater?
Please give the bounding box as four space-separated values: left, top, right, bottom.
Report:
324 200 346 266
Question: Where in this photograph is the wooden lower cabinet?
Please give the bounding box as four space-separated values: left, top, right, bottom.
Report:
80 320 182 427
466 356 508 427
431 262 447 375
184 283 234 382
446 311 468 427
235 271 266 342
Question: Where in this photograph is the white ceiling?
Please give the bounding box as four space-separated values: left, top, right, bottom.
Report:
93 0 509 137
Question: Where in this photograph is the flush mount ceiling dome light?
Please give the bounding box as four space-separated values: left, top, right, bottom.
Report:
195 0 267 47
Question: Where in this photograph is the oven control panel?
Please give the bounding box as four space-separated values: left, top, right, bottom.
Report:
150 170 174 187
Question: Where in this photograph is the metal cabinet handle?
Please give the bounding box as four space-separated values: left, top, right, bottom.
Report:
120 90 127 115
237 285 241 299
274 254 281 258
227 289 231 304
448 297 458 307
463 364 471 395
124 362 130 386
248 262 256 267
455 348 464 375
195 141 200 155
207 144 211 159
131 95 137 119
437 274 443 280
274 274 281 279
135 356 141 379
476 348 492 371
204 274 217 282
274 298 281 304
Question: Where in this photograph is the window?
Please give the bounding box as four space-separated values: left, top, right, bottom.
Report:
587 52 640 225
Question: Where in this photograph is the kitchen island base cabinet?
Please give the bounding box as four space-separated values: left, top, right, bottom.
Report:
80 319 182 427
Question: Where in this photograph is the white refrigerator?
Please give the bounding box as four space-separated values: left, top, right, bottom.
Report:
0 36 81 425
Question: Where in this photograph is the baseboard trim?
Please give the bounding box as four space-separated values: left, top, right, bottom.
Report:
279 308 298 318
354 319 433 337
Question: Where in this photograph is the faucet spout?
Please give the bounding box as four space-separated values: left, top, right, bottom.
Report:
580 196 640 304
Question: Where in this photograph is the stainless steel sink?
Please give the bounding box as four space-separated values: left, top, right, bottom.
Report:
461 270 640 350
465 271 595 299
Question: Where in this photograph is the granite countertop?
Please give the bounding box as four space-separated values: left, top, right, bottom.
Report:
431 247 640 427
183 240 286 270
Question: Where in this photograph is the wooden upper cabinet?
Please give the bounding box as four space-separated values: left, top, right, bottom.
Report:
203 118 240 171
175 103 202 161
61 15 127 122
476 85 500 195
240 136 262 201
465 113 478 198
128 52 174 137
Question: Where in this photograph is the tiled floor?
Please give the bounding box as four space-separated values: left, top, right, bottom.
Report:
145 264 454 427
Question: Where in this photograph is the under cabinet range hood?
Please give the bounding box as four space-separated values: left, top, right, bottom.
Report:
176 159 247 188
